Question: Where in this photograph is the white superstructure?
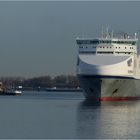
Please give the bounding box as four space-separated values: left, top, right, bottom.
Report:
76 30 140 101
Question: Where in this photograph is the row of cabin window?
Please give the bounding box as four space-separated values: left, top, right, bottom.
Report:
79 46 134 49
97 52 132 54
99 46 134 49
80 51 132 54
77 40 136 45
100 41 136 45
115 52 132 54
115 47 133 49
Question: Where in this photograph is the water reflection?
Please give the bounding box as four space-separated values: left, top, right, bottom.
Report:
77 100 140 139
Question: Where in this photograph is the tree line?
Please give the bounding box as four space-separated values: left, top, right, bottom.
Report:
0 75 80 89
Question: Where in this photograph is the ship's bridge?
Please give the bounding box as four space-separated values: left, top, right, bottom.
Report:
76 37 138 56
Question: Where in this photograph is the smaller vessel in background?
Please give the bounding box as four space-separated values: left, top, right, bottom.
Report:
6 89 22 96
0 82 22 95
46 87 82 92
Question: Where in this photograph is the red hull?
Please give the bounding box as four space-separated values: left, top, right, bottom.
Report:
89 96 140 101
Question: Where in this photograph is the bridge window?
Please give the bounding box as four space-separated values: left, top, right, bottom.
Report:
90 40 99 44
111 41 136 45
80 51 96 54
97 52 113 54
77 40 99 44
115 52 132 54
132 42 136 45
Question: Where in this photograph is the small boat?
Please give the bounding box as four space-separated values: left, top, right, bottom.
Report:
46 87 82 92
4 89 22 95
0 82 22 95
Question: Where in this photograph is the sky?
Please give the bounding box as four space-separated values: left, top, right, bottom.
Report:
0 1 139 77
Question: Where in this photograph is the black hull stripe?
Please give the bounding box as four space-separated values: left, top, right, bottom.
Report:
77 74 135 79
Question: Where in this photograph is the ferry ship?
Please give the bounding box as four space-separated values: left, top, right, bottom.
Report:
76 30 140 101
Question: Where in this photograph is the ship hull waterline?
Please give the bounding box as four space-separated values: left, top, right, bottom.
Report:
78 75 140 101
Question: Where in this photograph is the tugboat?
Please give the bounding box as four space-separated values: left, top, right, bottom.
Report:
0 82 22 95
5 89 22 96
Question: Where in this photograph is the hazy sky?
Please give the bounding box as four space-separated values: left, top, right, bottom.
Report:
0 1 140 77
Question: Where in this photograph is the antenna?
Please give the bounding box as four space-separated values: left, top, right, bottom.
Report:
136 30 140 39
101 26 103 38
135 33 137 39
111 30 113 38
106 26 109 38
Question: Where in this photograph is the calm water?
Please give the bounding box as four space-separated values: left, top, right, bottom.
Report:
0 91 140 138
